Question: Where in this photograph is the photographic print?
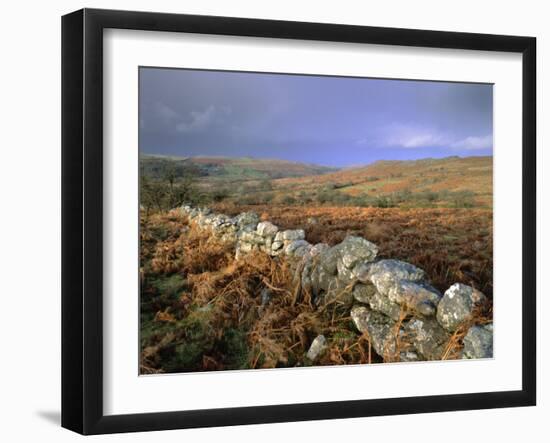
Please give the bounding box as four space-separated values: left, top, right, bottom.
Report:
139 67 494 375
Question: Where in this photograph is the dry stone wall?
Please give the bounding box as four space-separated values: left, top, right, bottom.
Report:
178 204 493 362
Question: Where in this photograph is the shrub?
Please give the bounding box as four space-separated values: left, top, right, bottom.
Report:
374 196 395 208
281 195 296 205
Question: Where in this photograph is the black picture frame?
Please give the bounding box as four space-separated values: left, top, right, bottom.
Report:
61 8 537 435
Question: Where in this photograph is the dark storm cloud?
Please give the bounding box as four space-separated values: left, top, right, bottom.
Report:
139 67 493 167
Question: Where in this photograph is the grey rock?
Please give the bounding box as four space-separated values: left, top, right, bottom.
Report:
280 229 306 242
262 236 273 251
351 307 399 358
339 236 378 269
271 240 284 251
369 290 402 321
256 221 279 237
462 323 493 359
388 280 442 316
238 230 265 245
351 261 374 281
211 214 232 227
310 265 335 297
367 259 425 294
284 240 311 256
234 212 259 230
273 231 285 243
311 268 350 305
300 259 315 295
325 278 351 305
318 245 341 274
406 317 450 360
337 258 355 283
352 283 377 304
350 306 371 333
306 335 327 361
309 243 330 258
437 283 487 332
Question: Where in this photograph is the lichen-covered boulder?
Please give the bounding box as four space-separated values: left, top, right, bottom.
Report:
462 323 493 359
366 259 425 292
300 259 315 295
306 335 327 361
339 236 378 269
351 261 373 281
310 264 335 297
336 258 355 283
388 280 442 316
436 283 487 332
353 259 433 319
271 239 284 253
369 290 402 321
308 243 330 258
350 305 371 332
277 229 305 242
317 245 341 274
351 307 398 358
284 240 311 256
405 317 450 360
325 278 351 305
352 283 376 304
238 230 265 245
256 221 278 237
234 212 259 230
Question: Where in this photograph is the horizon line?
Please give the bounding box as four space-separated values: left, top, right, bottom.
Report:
139 152 493 169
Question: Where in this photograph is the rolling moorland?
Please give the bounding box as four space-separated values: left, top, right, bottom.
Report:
139 154 493 373
140 154 492 209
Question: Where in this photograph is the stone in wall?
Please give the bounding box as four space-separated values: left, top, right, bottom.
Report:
405 316 450 360
369 290 402 321
354 259 442 317
351 306 418 361
234 212 260 231
437 283 487 332
462 323 493 359
352 283 376 304
339 236 379 269
388 280 442 316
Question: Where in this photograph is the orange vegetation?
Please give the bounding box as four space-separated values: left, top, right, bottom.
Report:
212 204 493 297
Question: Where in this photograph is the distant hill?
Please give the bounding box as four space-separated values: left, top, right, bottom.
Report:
140 154 492 208
140 154 338 182
273 156 493 207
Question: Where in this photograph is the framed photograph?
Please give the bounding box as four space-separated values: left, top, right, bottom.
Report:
61 8 536 435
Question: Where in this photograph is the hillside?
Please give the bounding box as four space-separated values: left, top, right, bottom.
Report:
140 154 492 209
140 154 338 182
272 156 493 208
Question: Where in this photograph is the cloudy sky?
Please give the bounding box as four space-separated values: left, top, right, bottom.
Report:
139 67 493 167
